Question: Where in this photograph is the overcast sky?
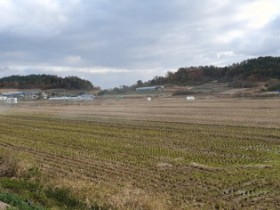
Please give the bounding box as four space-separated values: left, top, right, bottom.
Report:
0 0 280 88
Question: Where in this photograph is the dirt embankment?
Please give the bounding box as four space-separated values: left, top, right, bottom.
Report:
0 202 9 210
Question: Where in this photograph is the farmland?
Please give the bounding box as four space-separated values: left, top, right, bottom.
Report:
0 97 280 209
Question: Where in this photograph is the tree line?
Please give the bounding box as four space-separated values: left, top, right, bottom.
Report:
0 74 98 90
136 56 280 88
1 56 280 92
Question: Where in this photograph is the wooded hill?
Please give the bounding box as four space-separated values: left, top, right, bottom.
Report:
0 75 97 90
1 57 280 92
137 56 280 90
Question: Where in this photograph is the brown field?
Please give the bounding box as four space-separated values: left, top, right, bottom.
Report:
0 97 280 209
12 97 280 128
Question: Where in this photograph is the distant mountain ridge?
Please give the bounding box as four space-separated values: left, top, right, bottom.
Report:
0 74 97 90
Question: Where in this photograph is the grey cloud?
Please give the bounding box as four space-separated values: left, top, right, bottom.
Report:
231 16 280 56
0 0 279 88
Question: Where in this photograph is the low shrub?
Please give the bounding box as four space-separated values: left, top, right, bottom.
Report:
173 90 200 95
0 192 44 210
229 79 256 88
46 187 81 208
265 79 280 91
0 153 18 178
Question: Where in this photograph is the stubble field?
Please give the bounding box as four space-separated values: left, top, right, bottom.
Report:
0 97 280 209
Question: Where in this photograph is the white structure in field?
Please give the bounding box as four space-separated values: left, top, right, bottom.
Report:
147 97 152 102
6 98 17 104
0 96 7 101
186 96 195 101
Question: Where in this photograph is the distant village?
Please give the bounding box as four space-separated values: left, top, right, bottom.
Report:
0 88 96 104
0 85 168 104
0 85 199 105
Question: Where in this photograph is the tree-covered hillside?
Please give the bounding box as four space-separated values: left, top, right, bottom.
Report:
0 74 98 90
138 56 280 88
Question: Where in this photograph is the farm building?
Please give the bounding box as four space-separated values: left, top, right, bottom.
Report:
21 89 48 100
49 94 95 102
0 96 7 101
136 86 164 92
2 91 24 99
78 94 95 100
1 90 48 100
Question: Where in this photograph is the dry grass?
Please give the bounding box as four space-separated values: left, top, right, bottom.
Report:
9 97 280 128
0 151 18 178
0 97 279 209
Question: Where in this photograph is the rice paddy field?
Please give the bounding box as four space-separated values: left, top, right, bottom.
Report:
0 97 280 209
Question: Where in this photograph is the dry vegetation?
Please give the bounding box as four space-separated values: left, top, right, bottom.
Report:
0 97 280 209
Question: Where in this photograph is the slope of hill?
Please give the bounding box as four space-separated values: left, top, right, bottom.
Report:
137 56 280 90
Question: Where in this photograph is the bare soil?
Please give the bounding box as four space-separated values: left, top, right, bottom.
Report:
0 202 9 210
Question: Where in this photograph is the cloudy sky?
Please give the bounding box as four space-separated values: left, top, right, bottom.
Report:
0 0 280 88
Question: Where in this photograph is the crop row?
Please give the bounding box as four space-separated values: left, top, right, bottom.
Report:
0 114 279 209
